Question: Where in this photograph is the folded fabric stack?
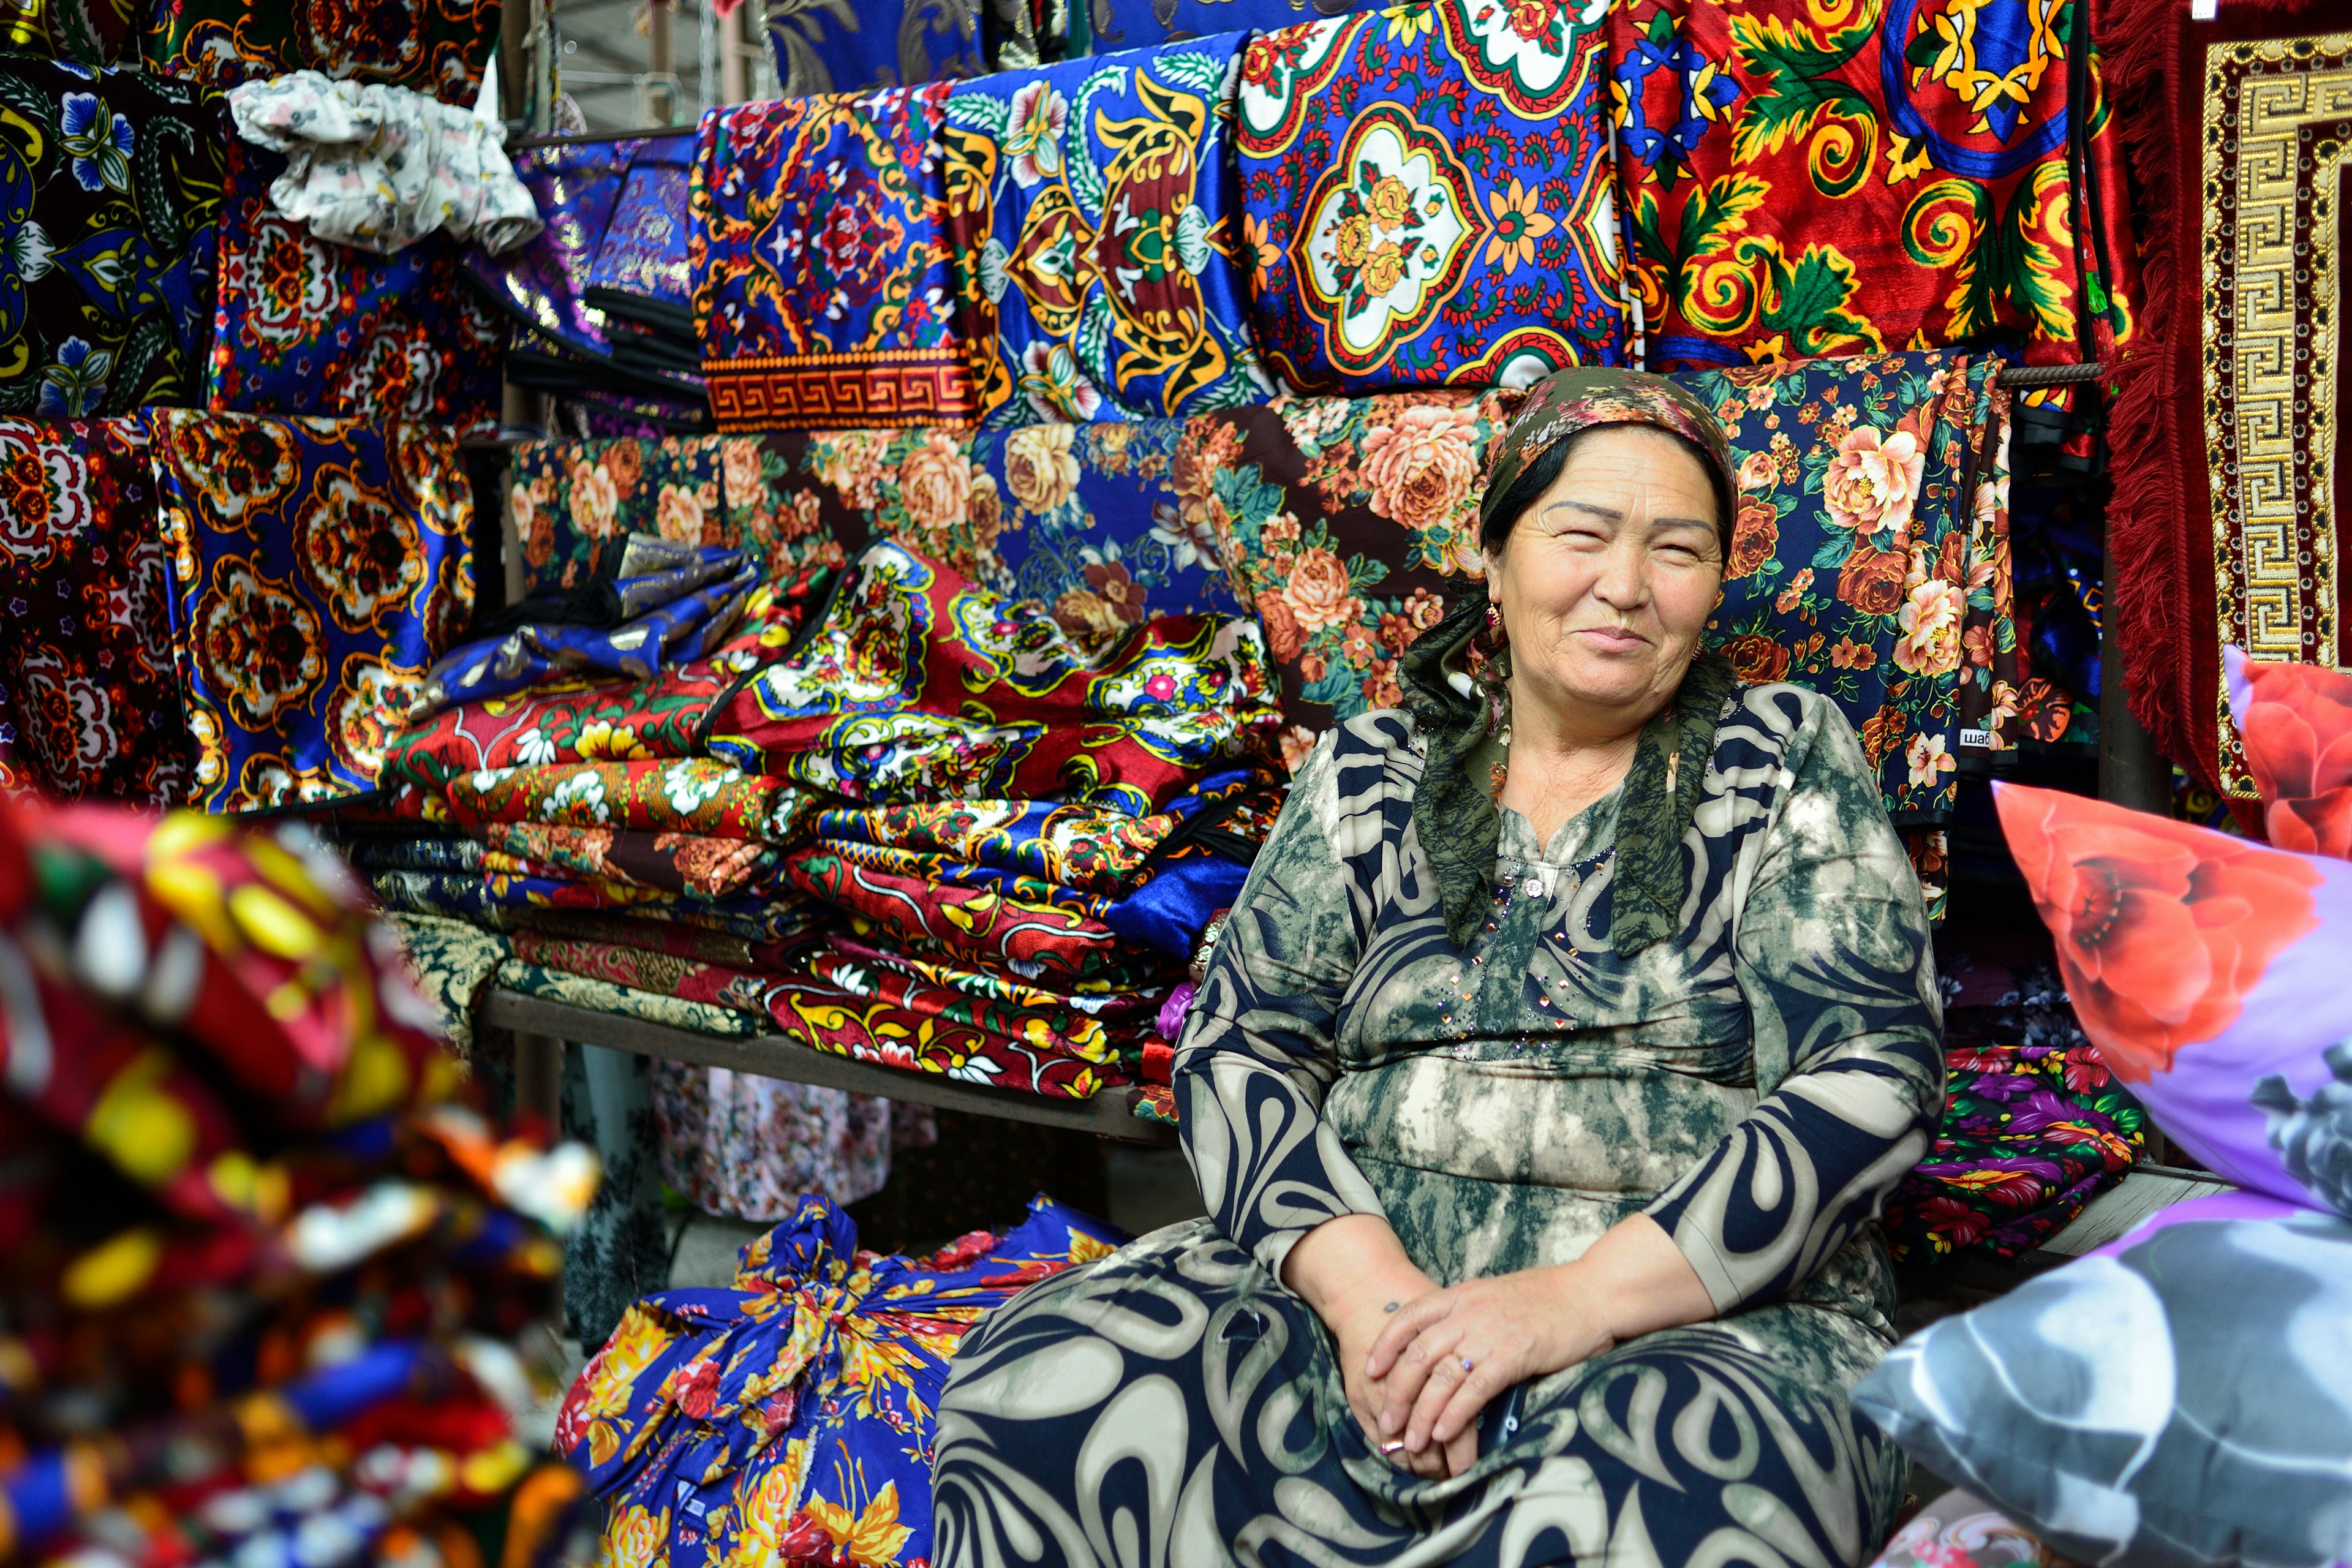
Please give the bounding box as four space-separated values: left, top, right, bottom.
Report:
555 1193 1126 1568
0 790 597 1568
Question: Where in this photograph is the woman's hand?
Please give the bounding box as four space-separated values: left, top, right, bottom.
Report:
1278 1215 1460 1477
1366 1268 1613 1457
1367 1215 1719 1458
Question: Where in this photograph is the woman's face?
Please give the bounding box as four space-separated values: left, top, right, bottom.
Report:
1488 425 1724 736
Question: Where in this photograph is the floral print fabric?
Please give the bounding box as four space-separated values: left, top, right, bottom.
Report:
426 758 819 845
0 416 195 803
224 72 541 254
0 0 140 64
1607 0 2130 371
559 1194 1125 1568
140 0 500 102
149 411 475 812
691 86 974 431
940 34 1271 425
209 140 502 438
650 1057 897 1223
709 540 1280 814
1236 0 1625 393
0 62 227 417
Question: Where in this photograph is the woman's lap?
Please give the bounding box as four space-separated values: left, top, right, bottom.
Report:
933 1220 1904 1568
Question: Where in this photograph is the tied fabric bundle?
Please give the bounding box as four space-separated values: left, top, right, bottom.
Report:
226 72 542 255
1236 0 1627 392
709 540 1280 815
939 33 1272 424
557 1193 1125 1568
691 86 974 432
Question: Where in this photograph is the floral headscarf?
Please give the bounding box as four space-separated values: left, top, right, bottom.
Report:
1477 366 1739 549
1406 367 1741 956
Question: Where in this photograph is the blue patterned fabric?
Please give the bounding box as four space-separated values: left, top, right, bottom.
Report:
766 0 983 94
1235 0 1626 392
940 35 1270 425
1076 0 1384 50
149 411 475 811
415 553 758 716
585 132 698 334
971 418 1246 629
557 1193 1126 1568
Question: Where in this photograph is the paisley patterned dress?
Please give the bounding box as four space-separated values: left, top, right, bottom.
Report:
932 682 1945 1567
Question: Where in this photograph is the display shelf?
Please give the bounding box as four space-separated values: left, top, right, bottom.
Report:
480 988 1181 1146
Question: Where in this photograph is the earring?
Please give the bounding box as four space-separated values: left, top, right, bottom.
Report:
1485 602 1504 639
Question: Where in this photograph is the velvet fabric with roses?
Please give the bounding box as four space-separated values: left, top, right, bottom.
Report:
149 411 475 812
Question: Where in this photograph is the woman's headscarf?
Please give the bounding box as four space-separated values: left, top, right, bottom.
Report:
1401 367 1742 957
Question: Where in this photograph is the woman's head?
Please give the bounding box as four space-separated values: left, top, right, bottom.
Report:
1478 370 1736 734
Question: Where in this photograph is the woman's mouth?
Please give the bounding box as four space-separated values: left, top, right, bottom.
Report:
1574 626 1649 651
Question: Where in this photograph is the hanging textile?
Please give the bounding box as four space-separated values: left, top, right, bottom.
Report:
690 85 976 431
1607 0 2136 373
2103 0 2345 796
0 416 196 804
462 135 650 360
1073 0 1384 52
767 0 985 94
1236 0 1625 393
224 72 540 254
0 62 227 416
939 33 1270 424
0 0 138 62
708 540 1280 813
582 132 698 341
140 0 501 102
209 140 503 437
148 411 475 810
650 1058 897 1223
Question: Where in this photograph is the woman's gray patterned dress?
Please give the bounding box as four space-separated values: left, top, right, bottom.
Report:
933 682 1945 1568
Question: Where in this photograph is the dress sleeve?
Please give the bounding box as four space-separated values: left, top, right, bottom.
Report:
1642 698 1945 1314
1174 733 1389 1280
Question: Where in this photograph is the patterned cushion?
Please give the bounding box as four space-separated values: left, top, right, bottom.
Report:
690 86 973 432
940 35 1271 424
149 411 475 810
1236 0 1626 393
1853 1196 2351 1568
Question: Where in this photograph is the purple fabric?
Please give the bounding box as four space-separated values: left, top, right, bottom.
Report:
2087 1191 2306 1259
463 136 648 357
1157 981 1195 1042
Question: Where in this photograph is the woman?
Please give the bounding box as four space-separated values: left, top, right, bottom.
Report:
932 370 1944 1567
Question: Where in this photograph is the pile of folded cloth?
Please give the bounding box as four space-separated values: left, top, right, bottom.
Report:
0 789 600 1568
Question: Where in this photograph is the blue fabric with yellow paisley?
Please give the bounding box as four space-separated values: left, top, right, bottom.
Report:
148 411 475 812
555 1192 1126 1568
941 34 1273 425
1235 0 1626 393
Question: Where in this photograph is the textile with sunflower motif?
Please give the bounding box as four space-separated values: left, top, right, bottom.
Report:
939 34 1272 426
1881 958 2141 1264
510 434 853 597
210 142 502 437
148 411 474 812
377 586 821 799
428 759 820 845
1235 0 1625 394
711 540 1280 813
1686 350 2003 819
140 0 499 100
0 0 138 63
559 1193 1126 1568
0 64 227 417
690 86 975 432
0 416 197 804
1607 0 2136 374
462 135 652 364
